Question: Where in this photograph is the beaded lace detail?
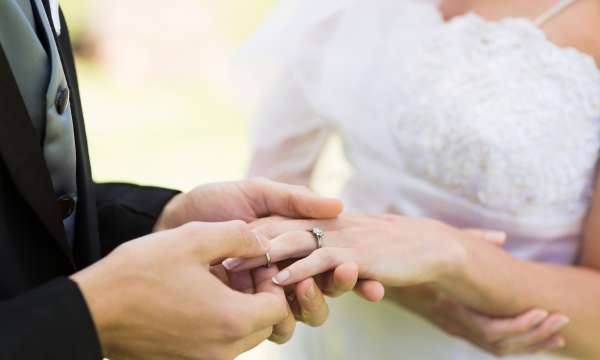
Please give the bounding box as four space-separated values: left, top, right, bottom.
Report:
386 12 600 218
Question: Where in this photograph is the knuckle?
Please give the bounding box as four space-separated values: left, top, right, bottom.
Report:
314 248 335 264
227 220 254 243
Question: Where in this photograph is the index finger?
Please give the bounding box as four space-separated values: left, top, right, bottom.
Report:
295 278 329 327
272 248 355 286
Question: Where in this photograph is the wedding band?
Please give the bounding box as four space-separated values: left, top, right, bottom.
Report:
308 227 325 249
265 251 272 268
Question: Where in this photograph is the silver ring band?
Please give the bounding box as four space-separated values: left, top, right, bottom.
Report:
308 227 325 249
265 251 272 268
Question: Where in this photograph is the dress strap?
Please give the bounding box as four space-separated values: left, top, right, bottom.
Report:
534 0 579 27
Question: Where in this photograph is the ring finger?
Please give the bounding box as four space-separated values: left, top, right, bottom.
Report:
225 230 331 272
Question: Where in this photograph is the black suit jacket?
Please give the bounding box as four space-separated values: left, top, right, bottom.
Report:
0 11 179 360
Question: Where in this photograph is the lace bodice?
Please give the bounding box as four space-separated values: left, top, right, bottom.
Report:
389 12 600 219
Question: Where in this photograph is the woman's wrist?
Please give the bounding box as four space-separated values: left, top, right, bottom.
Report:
430 226 471 289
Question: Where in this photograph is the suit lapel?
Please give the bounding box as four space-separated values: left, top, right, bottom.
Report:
0 44 73 264
57 11 101 266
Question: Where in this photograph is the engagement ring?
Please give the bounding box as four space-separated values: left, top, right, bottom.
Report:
308 227 325 249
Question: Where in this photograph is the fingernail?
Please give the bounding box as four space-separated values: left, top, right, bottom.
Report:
253 229 270 251
551 316 570 332
222 258 243 271
272 271 290 285
530 310 548 326
484 231 507 244
306 284 316 300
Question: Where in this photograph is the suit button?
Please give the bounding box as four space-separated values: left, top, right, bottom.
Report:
55 87 70 115
56 195 75 220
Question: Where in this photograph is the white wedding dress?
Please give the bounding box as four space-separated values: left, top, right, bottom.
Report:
242 0 600 358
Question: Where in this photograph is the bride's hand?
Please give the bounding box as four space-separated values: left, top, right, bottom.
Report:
224 213 505 287
225 214 568 356
388 286 568 356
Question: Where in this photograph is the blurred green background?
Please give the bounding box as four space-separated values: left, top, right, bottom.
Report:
59 1 349 358
60 0 276 190
60 0 347 194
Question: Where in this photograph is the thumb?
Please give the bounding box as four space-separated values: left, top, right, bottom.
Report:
245 178 344 219
464 228 507 246
182 221 270 264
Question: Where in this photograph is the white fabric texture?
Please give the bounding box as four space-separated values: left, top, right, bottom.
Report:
245 0 600 359
50 0 60 34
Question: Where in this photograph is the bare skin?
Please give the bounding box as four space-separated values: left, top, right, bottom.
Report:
71 179 383 359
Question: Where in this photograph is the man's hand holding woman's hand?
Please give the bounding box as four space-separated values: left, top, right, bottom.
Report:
71 178 378 359
152 178 383 339
72 221 287 360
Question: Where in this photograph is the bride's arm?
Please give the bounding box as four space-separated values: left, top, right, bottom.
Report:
437 201 600 358
386 286 567 356
409 177 600 358
248 71 332 187
234 209 600 357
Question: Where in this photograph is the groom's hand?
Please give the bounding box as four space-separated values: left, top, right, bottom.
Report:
153 178 343 231
152 178 350 341
216 261 362 345
72 221 288 360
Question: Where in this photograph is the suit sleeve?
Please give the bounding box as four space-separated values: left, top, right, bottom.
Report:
94 182 180 256
0 277 102 360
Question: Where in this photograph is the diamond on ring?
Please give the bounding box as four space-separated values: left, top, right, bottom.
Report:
308 227 325 249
